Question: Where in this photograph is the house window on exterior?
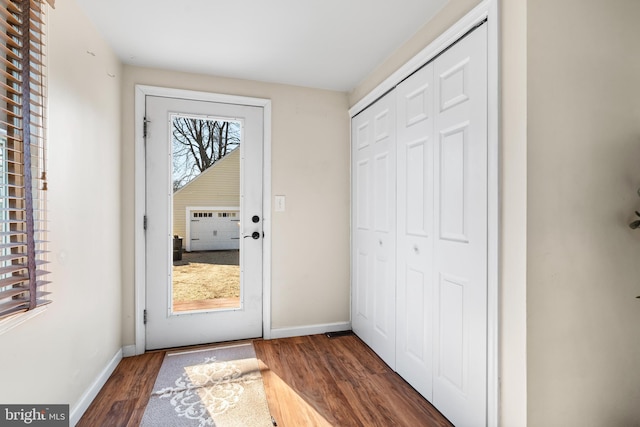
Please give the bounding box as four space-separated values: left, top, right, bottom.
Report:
0 0 52 323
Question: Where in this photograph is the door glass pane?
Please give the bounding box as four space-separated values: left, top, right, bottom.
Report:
170 114 242 312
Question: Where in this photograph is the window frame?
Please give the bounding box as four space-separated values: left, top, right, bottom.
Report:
0 0 51 331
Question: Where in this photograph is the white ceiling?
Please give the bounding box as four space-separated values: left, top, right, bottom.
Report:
74 0 447 92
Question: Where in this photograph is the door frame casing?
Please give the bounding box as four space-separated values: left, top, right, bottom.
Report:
133 85 272 354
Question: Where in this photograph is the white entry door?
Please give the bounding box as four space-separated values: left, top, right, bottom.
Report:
145 95 264 350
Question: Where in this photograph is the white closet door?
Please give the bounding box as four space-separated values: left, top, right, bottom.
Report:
351 91 396 368
395 63 435 400
432 24 488 427
352 22 489 426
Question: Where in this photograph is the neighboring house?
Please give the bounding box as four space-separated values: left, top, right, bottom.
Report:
172 148 240 251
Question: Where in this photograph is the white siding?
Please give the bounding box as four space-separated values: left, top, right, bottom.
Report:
172 148 240 244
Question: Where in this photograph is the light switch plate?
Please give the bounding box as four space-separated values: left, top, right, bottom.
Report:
275 195 286 212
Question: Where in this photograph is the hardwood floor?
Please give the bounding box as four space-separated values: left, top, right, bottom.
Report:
77 351 164 427
78 334 453 427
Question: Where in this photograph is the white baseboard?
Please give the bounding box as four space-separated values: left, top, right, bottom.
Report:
70 348 123 426
122 344 137 357
269 321 351 339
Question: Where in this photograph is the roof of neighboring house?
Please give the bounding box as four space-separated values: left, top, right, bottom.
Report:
173 146 239 196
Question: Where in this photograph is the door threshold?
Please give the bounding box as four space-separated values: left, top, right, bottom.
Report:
173 297 241 312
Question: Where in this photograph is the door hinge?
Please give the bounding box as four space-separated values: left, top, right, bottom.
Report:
143 215 147 230
143 309 147 325
143 117 150 138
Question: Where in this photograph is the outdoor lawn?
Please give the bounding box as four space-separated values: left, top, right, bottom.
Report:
172 250 240 303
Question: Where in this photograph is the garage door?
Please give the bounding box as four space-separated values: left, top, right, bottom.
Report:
189 209 240 251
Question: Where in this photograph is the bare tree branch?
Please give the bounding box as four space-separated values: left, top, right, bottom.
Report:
172 116 241 192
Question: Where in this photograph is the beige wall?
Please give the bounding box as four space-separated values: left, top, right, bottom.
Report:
0 0 123 419
527 0 640 425
121 66 351 341
172 148 240 242
349 0 529 425
348 0 483 106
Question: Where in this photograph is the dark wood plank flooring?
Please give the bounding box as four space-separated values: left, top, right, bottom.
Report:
77 351 164 427
78 334 452 427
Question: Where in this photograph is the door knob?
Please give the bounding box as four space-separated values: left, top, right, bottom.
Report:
244 231 261 239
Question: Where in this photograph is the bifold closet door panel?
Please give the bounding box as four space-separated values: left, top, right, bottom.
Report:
395 62 435 401
351 108 372 346
351 91 397 368
352 21 489 427
432 24 488 427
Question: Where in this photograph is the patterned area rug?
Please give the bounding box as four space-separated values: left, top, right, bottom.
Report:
141 342 273 427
